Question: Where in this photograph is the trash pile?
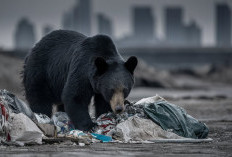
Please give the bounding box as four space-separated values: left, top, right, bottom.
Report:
0 89 210 146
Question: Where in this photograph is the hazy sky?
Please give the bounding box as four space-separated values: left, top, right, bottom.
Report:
0 0 232 49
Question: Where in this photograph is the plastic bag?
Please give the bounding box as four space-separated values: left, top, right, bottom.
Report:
0 89 36 122
8 113 43 145
52 112 75 135
141 95 209 139
114 115 183 142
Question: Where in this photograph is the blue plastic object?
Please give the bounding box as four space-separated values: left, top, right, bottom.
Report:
91 133 112 142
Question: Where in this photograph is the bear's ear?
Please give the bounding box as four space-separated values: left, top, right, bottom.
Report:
95 57 108 75
124 56 138 74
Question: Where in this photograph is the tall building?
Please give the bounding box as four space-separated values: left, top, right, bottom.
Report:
62 11 74 31
133 6 154 39
43 25 53 36
78 0 91 36
14 18 36 50
62 0 91 36
97 13 112 36
165 7 185 45
216 4 231 47
184 21 201 46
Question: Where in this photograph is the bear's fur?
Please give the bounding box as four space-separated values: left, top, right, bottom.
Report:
23 30 138 131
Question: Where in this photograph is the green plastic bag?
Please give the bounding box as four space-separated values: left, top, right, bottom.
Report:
143 100 209 139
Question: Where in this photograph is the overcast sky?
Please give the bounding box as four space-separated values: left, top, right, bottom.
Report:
0 0 232 49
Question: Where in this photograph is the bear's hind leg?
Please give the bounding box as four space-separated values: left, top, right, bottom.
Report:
24 76 53 117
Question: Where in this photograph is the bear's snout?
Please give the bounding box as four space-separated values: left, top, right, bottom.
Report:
110 87 125 114
115 105 124 114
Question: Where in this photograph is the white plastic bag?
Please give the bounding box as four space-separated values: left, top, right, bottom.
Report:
115 116 183 142
9 113 43 145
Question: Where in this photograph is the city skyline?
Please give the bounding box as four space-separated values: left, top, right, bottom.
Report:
165 7 201 46
14 18 35 50
0 0 232 49
62 0 91 36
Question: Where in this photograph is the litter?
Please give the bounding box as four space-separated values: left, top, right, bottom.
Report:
114 115 183 142
35 113 52 124
52 112 75 135
91 95 209 142
0 89 210 145
91 133 112 142
0 90 43 146
141 95 209 139
34 113 57 137
79 142 85 146
8 113 43 145
94 113 117 135
0 89 36 122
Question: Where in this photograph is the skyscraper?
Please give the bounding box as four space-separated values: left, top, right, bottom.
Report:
14 18 36 50
62 0 91 36
216 4 231 47
133 6 154 39
97 13 112 37
184 21 201 46
62 11 75 31
165 7 185 45
43 25 53 36
78 0 91 36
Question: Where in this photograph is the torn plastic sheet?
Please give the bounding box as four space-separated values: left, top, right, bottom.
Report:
0 90 43 146
91 133 112 142
114 115 183 142
35 113 52 124
8 113 43 145
52 112 75 135
140 95 209 139
0 89 36 122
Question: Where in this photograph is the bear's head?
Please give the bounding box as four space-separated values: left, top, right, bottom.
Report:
93 56 138 114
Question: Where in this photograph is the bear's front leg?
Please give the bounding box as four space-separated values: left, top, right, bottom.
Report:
64 98 95 131
94 94 112 118
62 81 96 131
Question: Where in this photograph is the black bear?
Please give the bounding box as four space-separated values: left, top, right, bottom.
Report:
23 30 138 131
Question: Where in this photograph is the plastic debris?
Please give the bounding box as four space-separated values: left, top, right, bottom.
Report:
0 90 43 145
95 113 117 135
142 95 209 139
37 123 56 137
0 89 211 144
35 113 52 124
68 130 89 138
114 115 183 142
91 133 112 142
34 113 56 137
8 113 43 145
0 97 11 142
78 142 85 146
0 89 36 122
52 112 75 135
